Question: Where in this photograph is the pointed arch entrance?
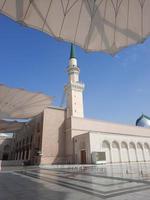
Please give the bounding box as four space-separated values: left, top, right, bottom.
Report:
144 143 150 161
129 142 137 162
121 142 129 162
137 143 144 161
102 140 111 163
112 141 121 163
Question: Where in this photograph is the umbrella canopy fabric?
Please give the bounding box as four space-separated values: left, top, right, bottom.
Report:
0 84 52 119
0 119 25 133
0 0 150 53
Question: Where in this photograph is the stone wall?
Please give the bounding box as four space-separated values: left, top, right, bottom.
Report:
40 107 66 164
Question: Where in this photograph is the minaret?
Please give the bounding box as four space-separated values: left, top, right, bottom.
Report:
64 44 85 118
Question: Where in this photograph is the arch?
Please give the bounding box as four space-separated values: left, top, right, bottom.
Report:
121 141 128 148
137 142 143 149
102 140 110 148
137 142 144 162
112 141 119 148
112 141 121 163
144 143 150 149
26 148 29 160
129 142 136 148
102 140 111 163
3 145 10 152
129 142 137 162
2 145 10 160
144 143 150 161
121 141 129 162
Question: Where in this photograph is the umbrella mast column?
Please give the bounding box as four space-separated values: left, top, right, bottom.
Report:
64 44 85 118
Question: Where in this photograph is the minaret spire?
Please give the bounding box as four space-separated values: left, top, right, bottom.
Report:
68 44 79 83
70 43 76 59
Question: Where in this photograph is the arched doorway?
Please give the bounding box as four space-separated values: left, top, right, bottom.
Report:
102 140 111 163
2 153 9 160
121 142 129 162
2 145 10 160
144 143 150 161
112 141 121 163
137 143 144 162
26 148 29 160
129 142 137 162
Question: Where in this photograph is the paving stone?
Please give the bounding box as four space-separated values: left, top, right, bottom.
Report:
0 163 150 200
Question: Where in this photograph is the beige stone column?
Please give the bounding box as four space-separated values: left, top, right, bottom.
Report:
135 147 138 162
110 146 113 163
28 149 31 160
24 150 27 160
142 147 146 162
21 151 23 160
127 146 130 162
17 152 20 160
119 145 123 163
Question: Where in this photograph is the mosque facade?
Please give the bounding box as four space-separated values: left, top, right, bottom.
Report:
0 45 150 166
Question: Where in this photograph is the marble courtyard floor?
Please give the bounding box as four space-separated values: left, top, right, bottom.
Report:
1 163 150 200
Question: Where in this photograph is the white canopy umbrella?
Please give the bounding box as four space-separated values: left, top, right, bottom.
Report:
0 119 25 133
0 84 52 119
0 0 150 53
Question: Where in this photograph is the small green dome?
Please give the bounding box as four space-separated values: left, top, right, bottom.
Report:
136 114 150 127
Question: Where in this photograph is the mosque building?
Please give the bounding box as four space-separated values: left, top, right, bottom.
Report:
0 44 150 166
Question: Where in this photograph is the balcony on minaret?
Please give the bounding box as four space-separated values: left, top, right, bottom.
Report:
67 63 80 83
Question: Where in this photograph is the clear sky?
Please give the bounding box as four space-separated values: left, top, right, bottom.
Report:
0 14 150 126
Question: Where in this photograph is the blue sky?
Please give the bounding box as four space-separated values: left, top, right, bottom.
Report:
0 14 150 125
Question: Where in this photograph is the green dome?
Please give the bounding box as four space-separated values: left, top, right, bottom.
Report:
136 114 150 127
